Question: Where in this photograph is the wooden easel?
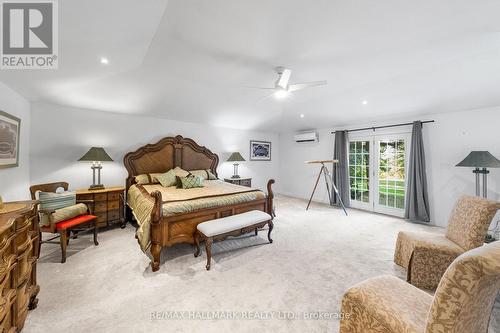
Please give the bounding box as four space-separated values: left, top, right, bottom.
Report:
305 160 348 216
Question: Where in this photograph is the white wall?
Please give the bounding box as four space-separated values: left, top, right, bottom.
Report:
0 82 31 201
279 106 500 227
29 103 279 194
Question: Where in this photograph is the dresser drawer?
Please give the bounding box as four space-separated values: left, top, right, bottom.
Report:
96 212 107 223
0 291 15 331
77 193 93 201
108 192 121 201
0 255 16 292
94 193 108 202
17 242 33 284
107 200 120 210
0 233 14 262
94 202 108 213
16 280 30 329
108 210 120 222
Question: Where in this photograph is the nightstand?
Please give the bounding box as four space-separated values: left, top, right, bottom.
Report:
76 186 126 228
224 178 252 187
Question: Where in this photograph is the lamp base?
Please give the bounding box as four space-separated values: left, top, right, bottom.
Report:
231 175 241 179
89 184 105 191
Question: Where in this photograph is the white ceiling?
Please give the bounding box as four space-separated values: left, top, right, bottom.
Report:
2 0 500 132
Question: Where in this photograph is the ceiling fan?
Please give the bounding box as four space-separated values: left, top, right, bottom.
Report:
254 67 328 99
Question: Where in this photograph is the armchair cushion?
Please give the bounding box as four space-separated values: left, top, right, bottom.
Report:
40 203 88 227
339 275 432 333
394 231 464 268
394 231 465 290
445 195 500 251
53 214 97 231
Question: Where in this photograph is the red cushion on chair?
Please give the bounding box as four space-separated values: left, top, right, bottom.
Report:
55 215 97 230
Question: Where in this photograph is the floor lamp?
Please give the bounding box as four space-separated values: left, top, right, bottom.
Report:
456 151 500 198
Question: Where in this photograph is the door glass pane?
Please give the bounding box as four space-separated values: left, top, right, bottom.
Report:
378 139 406 210
349 140 370 203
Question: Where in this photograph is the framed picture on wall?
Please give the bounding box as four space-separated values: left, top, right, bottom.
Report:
250 140 271 161
0 110 21 169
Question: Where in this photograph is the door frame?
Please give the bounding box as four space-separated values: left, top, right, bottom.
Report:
372 133 411 218
347 129 411 217
347 136 373 211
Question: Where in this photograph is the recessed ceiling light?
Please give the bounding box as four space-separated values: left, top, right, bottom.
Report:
362 100 368 105
300 114 305 118
100 57 109 65
274 89 289 99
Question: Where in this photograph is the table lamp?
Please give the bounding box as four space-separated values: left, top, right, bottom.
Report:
227 152 245 179
456 151 500 198
78 147 113 190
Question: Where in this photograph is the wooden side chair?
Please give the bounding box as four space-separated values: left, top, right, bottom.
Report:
30 182 99 263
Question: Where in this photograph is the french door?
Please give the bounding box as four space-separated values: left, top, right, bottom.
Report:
348 134 410 217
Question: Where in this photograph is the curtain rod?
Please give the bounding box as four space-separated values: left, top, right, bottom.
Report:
331 120 434 134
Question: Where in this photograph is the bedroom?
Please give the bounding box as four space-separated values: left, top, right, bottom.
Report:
0 0 500 332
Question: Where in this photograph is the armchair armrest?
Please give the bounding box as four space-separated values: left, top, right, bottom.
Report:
38 208 57 233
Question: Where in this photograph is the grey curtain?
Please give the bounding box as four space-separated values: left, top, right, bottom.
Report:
405 121 430 222
333 131 350 207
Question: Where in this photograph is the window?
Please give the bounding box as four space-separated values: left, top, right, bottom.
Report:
349 140 370 204
377 139 406 210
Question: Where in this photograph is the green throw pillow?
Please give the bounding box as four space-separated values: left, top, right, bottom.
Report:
157 169 177 187
206 169 218 180
180 175 204 189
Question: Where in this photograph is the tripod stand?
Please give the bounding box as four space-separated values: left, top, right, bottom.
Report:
305 160 348 216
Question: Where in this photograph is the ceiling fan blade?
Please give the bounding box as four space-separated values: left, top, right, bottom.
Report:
245 86 276 90
276 68 292 89
288 80 327 92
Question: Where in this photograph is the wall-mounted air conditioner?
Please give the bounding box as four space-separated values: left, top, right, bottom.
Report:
294 131 319 143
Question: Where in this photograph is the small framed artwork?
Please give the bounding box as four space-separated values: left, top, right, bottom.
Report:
250 140 271 161
0 110 21 169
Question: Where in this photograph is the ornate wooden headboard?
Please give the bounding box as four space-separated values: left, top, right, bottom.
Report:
123 135 219 191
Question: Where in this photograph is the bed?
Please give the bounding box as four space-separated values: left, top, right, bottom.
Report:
123 135 274 271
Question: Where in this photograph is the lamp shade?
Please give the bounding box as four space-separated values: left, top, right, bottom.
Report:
456 151 500 168
78 147 113 162
227 152 245 162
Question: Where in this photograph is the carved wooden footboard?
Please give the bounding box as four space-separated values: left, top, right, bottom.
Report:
123 135 275 272
148 179 274 271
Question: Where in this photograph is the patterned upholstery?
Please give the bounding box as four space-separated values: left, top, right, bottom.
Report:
340 241 500 333
445 196 500 250
41 203 88 227
394 195 500 290
38 190 77 225
180 175 203 189
156 169 177 187
394 231 464 290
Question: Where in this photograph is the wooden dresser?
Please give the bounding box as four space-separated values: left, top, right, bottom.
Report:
0 201 40 332
76 187 125 228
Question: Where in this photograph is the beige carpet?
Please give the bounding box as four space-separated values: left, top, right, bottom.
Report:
24 195 500 333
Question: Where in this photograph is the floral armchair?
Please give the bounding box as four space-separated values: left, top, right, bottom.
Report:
340 240 500 333
394 195 499 290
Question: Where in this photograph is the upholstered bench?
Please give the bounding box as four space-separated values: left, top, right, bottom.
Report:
194 210 273 270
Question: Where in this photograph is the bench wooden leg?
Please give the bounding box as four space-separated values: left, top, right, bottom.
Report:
205 237 213 270
255 228 258 236
267 220 274 244
194 232 201 257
